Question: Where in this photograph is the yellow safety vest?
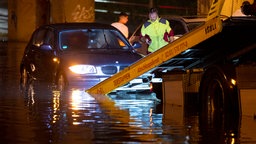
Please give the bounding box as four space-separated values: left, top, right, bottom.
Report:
141 18 171 52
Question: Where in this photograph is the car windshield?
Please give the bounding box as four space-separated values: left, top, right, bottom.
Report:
59 29 129 50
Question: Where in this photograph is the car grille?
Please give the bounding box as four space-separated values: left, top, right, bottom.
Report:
119 66 126 71
101 66 118 74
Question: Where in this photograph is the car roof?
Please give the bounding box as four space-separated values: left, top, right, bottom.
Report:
161 15 206 22
41 22 116 31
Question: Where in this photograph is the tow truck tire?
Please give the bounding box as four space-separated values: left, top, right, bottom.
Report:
199 65 240 115
199 65 240 134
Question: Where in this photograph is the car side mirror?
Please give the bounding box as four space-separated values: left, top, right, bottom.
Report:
132 41 142 49
40 44 53 51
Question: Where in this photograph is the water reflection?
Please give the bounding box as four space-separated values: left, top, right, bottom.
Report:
19 79 244 143
20 81 166 143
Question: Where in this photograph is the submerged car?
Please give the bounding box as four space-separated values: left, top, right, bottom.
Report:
20 22 150 91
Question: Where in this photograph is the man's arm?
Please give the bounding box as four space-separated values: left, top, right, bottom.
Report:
164 29 174 42
163 19 174 42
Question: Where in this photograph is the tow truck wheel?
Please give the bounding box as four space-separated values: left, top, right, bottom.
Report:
199 65 240 132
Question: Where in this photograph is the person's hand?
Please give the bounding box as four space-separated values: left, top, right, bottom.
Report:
170 36 174 43
146 38 151 45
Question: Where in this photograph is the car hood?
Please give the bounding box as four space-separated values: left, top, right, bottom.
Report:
59 49 142 66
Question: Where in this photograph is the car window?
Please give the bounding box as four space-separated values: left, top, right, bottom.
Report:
44 30 54 47
169 19 188 35
60 29 129 50
134 24 142 36
32 28 47 46
186 22 204 31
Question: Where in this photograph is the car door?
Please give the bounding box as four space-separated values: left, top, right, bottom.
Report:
128 24 149 55
26 27 57 81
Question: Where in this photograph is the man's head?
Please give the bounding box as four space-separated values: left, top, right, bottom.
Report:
148 7 159 22
118 12 128 24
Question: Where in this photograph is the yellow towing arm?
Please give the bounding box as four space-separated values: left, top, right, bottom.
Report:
87 0 225 95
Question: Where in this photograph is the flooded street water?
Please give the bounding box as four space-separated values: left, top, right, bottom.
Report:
1 41 256 143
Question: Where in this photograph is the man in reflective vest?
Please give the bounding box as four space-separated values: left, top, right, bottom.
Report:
141 7 174 53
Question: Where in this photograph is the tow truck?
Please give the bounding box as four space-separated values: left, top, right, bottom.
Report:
87 0 256 121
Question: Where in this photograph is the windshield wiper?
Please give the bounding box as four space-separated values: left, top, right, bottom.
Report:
103 29 110 48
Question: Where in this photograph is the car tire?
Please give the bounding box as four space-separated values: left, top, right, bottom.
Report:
199 65 240 135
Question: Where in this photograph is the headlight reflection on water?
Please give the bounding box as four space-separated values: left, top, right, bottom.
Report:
71 89 95 110
52 90 61 124
70 89 96 125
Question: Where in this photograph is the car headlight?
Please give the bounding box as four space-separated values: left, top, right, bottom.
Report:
69 65 96 74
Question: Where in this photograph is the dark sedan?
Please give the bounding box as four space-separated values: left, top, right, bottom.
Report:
20 22 149 91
